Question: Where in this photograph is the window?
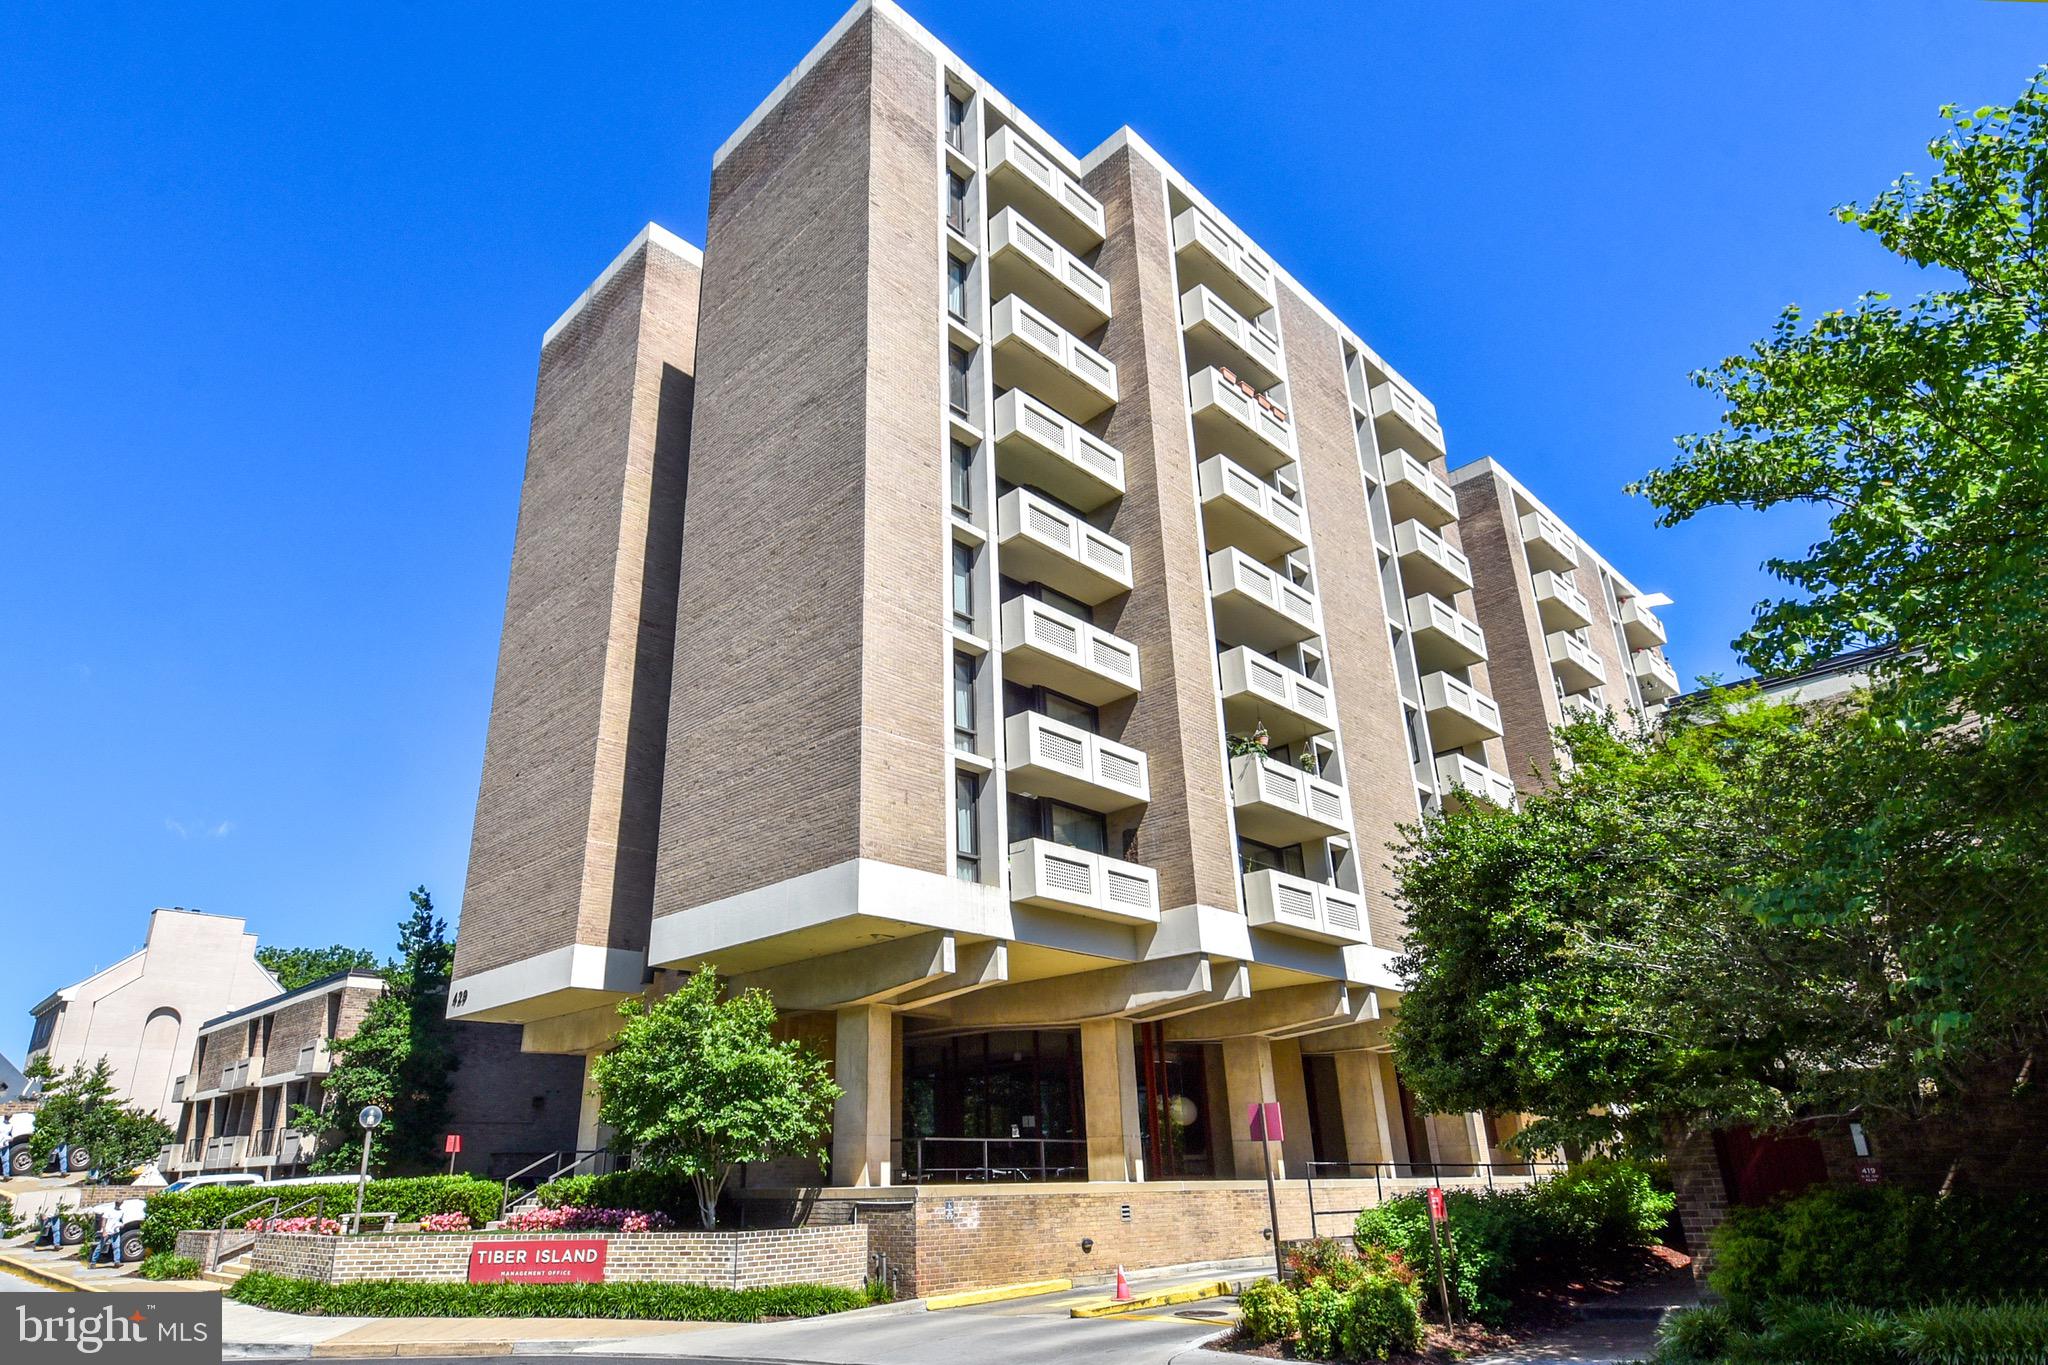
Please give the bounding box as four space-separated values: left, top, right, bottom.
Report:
1241 838 1305 878
955 773 982 881
1004 682 1097 733
1037 582 1093 624
949 344 972 415
945 90 967 151
1008 794 1106 854
952 541 976 630
950 438 974 515
947 172 970 235
953 653 978 750
947 256 970 321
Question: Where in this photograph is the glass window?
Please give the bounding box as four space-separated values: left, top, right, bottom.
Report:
949 344 972 414
1042 690 1097 733
1007 792 1042 842
952 541 975 629
953 653 977 750
947 256 970 321
954 773 982 881
950 438 974 514
945 90 967 150
1241 838 1305 878
947 172 970 235
1035 584 1091 624
1049 802 1107 855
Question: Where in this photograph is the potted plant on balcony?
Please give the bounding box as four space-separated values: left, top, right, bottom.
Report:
1227 724 1271 759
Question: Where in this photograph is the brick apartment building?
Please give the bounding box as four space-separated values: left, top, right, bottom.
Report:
162 971 583 1180
446 0 1676 1284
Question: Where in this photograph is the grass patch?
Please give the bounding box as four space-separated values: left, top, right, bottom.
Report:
139 1253 201 1281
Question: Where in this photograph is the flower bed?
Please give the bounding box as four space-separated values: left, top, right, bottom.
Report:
503 1205 674 1233
247 1216 343 1236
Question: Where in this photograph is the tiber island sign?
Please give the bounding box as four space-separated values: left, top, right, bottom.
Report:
467 1238 609 1284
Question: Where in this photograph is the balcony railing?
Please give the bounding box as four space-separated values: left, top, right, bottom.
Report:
1379 449 1459 528
220 1059 253 1092
297 1040 333 1077
1633 648 1681 702
170 1075 188 1104
1368 379 1446 457
1003 711 1150 813
1189 366 1293 474
1197 454 1306 561
202 1135 248 1171
988 206 1111 336
1000 596 1142 705
1217 646 1333 745
991 294 1118 423
984 126 1105 253
1433 752 1518 810
1546 631 1605 692
1172 204 1275 317
1243 868 1368 945
996 488 1133 604
1229 752 1350 845
1421 671 1504 748
1619 597 1668 648
1391 519 1472 596
1531 570 1592 631
1406 593 1488 669
992 388 1124 511
1009 839 1159 925
1519 509 1578 573
1180 284 1283 390
1208 546 1320 650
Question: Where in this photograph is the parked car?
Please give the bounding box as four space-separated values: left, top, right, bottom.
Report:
160 1173 265 1195
3 1113 90 1177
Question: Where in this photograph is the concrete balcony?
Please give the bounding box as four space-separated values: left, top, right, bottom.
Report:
992 389 1123 511
170 1075 188 1104
1546 631 1606 692
1189 366 1293 475
1531 570 1593 631
220 1059 253 1092
1381 450 1459 529
1010 838 1159 925
201 1135 248 1171
1172 204 1275 318
1392 519 1472 597
1243 869 1368 946
996 487 1133 604
1421 671 1504 748
1434 752 1518 810
1633 648 1681 702
1620 597 1668 648
296 1040 333 1078
1520 509 1578 573
992 295 1118 423
156 1143 182 1173
1004 711 1149 813
1369 379 1446 457
988 206 1111 336
1000 596 1142 705
985 126 1105 253
1561 691 1604 724
247 1128 283 1166
1198 454 1307 561
1218 645 1334 745
1229 751 1350 845
1406 593 1488 670
1208 546 1320 651
1181 284 1283 391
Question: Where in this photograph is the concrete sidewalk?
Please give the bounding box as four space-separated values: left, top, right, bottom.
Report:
0 1241 220 1293
221 1300 708 1359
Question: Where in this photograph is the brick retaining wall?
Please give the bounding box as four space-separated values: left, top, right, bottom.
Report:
244 1226 866 1290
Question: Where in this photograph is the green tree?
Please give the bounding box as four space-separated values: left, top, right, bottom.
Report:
289 888 458 1174
26 1056 175 1174
593 966 840 1228
255 944 379 993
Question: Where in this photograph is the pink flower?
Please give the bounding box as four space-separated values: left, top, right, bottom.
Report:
420 1212 472 1233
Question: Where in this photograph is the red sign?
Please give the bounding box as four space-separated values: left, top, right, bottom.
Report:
1246 1101 1285 1142
468 1238 608 1285
444 1134 462 1154
1426 1187 1448 1222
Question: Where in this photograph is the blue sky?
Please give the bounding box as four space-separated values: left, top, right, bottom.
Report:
1 2 2037 1059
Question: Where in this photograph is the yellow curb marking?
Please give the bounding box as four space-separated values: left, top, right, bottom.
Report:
925 1277 1072 1310
1069 1278 1234 1318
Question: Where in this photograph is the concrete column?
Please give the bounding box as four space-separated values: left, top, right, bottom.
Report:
1372 1053 1414 1167
1080 1018 1143 1182
1269 1039 1315 1175
575 1051 607 1151
1334 1051 1395 1168
1467 1112 1493 1171
1221 1035 1284 1179
832 1004 894 1186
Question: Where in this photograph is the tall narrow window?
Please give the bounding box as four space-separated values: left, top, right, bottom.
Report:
950 438 975 515
954 773 982 881
945 90 967 151
948 344 972 415
953 652 978 750
947 255 970 321
947 171 970 235
952 541 975 631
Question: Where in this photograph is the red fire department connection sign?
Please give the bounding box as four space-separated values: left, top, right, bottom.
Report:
468 1238 608 1284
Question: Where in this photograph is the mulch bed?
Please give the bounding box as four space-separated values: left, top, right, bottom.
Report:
1217 1243 1692 1362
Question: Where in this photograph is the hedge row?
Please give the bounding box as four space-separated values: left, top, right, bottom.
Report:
1655 1298 2048 1364
141 1176 504 1253
225 1272 881 1320
532 1170 698 1223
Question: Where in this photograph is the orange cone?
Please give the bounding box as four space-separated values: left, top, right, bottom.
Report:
1114 1265 1131 1301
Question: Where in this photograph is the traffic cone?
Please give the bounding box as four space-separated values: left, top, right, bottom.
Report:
1114 1265 1131 1301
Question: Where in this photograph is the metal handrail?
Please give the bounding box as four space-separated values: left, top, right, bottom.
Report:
500 1148 613 1215
208 1195 280 1272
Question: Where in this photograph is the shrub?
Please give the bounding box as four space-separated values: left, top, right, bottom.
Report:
1238 1277 1298 1345
138 1253 200 1281
503 1205 675 1233
1654 1299 2048 1365
419 1212 471 1233
1529 1157 1674 1250
532 1170 698 1223
1898 1299 2048 1364
225 1272 870 1321
1295 1280 1349 1361
1338 1274 1424 1361
1654 1303 1735 1364
1287 1236 1356 1286
142 1176 504 1253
